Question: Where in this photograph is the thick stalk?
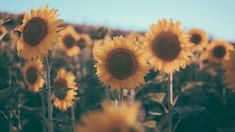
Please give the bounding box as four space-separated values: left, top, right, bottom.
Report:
45 56 53 132
168 73 174 132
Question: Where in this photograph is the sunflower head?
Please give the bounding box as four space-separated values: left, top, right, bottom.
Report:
144 19 193 73
94 36 150 90
23 59 45 92
126 32 144 44
202 40 234 64
16 6 63 59
77 33 92 49
59 25 81 57
77 102 143 132
53 68 78 111
188 28 208 51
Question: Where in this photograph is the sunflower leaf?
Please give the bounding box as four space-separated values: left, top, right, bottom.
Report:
22 106 42 113
143 120 157 128
0 87 14 99
181 81 204 92
145 92 166 104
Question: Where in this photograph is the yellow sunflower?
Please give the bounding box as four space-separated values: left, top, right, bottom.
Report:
202 40 234 63
53 68 78 111
23 59 45 92
223 51 235 90
16 6 63 59
188 28 208 51
77 33 92 49
92 40 105 57
94 36 150 90
144 19 193 73
59 25 81 57
126 32 144 44
77 102 143 132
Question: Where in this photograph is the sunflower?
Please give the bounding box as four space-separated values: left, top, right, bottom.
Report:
16 6 63 59
188 28 208 52
126 32 144 44
94 36 150 90
92 37 112 56
53 68 78 111
202 40 233 63
92 40 105 57
77 102 143 132
23 59 45 92
223 51 235 90
59 25 81 57
144 19 193 73
77 33 92 49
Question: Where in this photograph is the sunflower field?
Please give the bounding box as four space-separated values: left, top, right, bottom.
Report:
0 4 235 132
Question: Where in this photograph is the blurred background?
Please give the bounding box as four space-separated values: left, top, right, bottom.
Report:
1 0 235 41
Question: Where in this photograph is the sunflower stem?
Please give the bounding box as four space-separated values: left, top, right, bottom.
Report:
17 96 22 131
168 73 174 132
130 89 135 104
119 89 124 106
71 105 76 132
40 91 46 116
195 52 200 81
45 56 53 132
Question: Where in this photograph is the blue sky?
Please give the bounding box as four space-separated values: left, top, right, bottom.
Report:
0 0 235 41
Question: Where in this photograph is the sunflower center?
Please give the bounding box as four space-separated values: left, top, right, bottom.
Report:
26 66 38 84
213 45 226 58
106 49 137 80
23 17 48 46
152 32 181 61
63 34 75 49
77 38 86 49
54 78 68 100
190 33 202 45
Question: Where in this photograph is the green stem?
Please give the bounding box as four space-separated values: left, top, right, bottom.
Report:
195 52 200 81
45 56 53 132
71 105 76 132
168 73 174 132
17 97 22 131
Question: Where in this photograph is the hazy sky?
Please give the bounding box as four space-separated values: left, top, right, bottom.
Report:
0 0 235 41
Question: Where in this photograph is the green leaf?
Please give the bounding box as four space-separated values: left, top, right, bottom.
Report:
143 120 157 129
181 81 204 92
22 106 42 113
0 87 14 99
145 92 166 104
